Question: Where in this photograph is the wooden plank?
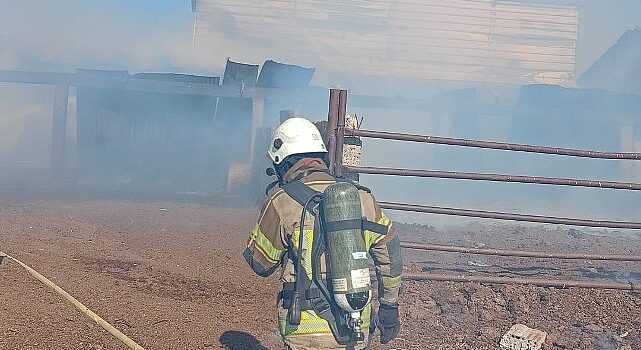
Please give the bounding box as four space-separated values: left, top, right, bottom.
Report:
209 14 576 42
313 35 575 65
200 0 577 20
196 18 575 53
390 16 577 36
390 3 577 24
336 39 576 62
322 56 571 85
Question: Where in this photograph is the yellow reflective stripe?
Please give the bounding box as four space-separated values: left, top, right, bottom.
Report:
279 305 372 336
378 211 392 227
251 224 283 263
364 211 392 249
292 228 314 279
382 275 402 289
279 310 332 335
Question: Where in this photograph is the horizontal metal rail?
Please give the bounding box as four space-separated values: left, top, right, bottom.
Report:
400 242 641 261
344 165 641 190
379 202 641 229
403 272 640 291
347 129 641 160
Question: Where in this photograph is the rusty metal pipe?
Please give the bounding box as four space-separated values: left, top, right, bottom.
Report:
347 129 641 160
379 202 641 229
334 90 348 178
327 89 340 176
400 241 641 261
403 272 640 291
343 165 641 190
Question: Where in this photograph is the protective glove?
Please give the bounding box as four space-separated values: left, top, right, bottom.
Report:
376 303 400 344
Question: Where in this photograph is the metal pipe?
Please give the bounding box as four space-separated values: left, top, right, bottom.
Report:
403 272 640 291
347 129 641 160
379 202 641 229
343 165 641 190
400 241 641 261
327 89 340 177
334 90 348 178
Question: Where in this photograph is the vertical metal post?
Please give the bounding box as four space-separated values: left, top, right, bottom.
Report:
334 90 347 178
51 84 69 172
327 89 340 176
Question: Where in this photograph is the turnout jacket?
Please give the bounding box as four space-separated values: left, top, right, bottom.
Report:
243 158 403 337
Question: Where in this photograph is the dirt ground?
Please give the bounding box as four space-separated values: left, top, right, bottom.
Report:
1 190 640 350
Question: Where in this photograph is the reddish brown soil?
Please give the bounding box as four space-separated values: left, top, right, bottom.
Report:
0 193 640 349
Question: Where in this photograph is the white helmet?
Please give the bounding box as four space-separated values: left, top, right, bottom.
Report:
268 117 327 164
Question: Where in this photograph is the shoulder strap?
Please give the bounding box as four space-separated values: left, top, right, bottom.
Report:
283 180 387 235
281 180 321 213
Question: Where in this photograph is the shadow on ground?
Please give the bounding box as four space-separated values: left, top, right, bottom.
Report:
219 331 271 350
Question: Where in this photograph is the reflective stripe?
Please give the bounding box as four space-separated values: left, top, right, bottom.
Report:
382 275 402 289
364 211 392 249
279 310 332 335
378 211 392 227
291 227 314 279
251 224 284 263
279 305 371 336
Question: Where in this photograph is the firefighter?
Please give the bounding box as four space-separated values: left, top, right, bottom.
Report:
243 117 402 350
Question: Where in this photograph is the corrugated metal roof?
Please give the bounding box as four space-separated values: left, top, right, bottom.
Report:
193 0 577 86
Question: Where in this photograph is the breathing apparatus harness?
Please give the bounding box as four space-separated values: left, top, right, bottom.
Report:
269 168 388 347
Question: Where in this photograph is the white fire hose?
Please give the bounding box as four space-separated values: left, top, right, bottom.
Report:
0 251 147 350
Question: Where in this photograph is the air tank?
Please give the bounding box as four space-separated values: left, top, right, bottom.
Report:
321 182 372 315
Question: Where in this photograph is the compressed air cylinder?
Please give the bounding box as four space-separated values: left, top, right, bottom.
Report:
322 182 371 312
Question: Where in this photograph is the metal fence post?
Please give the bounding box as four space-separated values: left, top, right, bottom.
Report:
327 89 340 176
334 90 347 178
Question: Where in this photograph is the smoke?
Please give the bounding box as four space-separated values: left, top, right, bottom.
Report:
0 0 220 180
0 0 214 73
0 0 639 230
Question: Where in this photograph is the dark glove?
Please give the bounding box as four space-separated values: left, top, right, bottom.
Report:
376 303 400 344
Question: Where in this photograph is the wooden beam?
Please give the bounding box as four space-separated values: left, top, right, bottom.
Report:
0 69 326 101
249 96 265 166
0 70 247 98
51 84 69 171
